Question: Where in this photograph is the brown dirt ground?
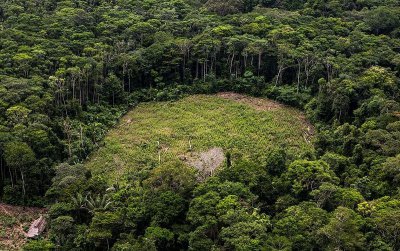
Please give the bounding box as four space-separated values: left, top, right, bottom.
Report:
0 203 46 251
216 92 284 111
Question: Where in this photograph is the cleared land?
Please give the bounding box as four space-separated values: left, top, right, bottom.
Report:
86 93 315 182
0 203 46 250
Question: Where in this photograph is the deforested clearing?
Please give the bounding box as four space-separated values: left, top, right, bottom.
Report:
0 204 46 251
86 94 314 182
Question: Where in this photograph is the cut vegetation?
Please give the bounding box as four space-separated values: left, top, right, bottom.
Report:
86 93 314 182
0 204 46 251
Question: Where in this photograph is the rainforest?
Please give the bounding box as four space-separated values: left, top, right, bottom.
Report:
1 0 400 250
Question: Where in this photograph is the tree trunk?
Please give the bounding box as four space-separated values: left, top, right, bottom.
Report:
196 60 199 79
8 166 13 187
128 71 131 93
297 60 301 93
20 169 26 202
275 65 284 86
230 54 235 76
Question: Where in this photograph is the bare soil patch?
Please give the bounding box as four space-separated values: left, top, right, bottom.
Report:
184 147 225 180
0 203 46 250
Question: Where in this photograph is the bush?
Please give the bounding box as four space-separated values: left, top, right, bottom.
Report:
2 185 23 205
264 85 311 108
23 240 55 251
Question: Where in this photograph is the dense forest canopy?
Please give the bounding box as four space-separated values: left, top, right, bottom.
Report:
1 0 400 250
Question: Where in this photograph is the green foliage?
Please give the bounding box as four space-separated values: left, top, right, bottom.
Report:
23 240 55 251
283 160 339 197
85 95 313 182
365 198 400 249
88 212 121 247
187 178 269 249
3 141 35 169
273 202 329 250
1 0 400 249
49 215 76 248
318 207 366 250
205 0 245 15
364 6 400 34
144 227 175 249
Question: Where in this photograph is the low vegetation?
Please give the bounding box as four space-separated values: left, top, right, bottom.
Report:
87 94 313 182
0 204 46 251
1 0 400 249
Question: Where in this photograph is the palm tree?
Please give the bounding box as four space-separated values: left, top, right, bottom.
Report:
71 192 87 209
86 194 113 213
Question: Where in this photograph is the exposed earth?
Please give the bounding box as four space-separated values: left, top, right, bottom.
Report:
0 203 46 251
